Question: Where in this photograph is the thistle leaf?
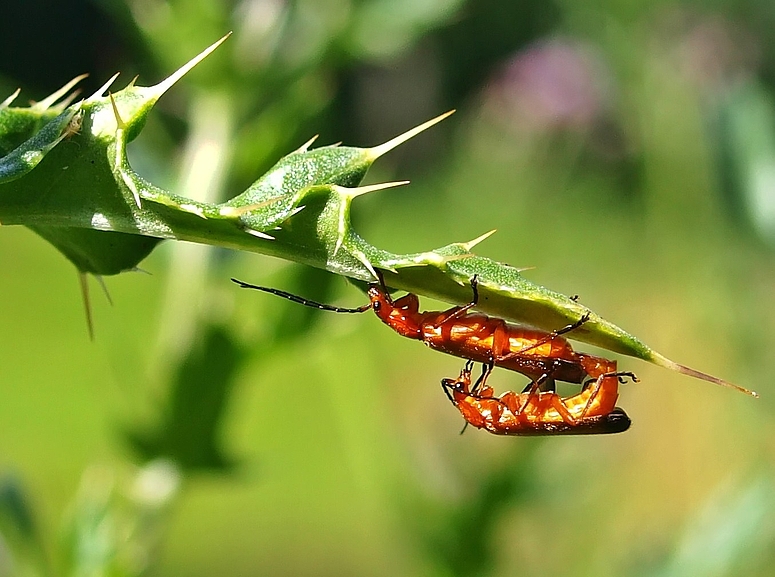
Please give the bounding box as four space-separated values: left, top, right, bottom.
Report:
0 36 754 395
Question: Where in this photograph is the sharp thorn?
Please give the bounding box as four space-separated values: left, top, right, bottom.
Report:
88 72 120 101
1 88 21 108
332 180 410 198
652 353 758 397
295 135 319 153
245 228 275 240
150 33 232 98
78 272 95 341
94 275 113 306
34 74 89 110
367 110 455 160
462 229 497 251
108 92 126 129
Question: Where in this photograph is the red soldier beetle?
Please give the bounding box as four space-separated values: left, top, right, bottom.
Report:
442 360 635 436
231 274 611 389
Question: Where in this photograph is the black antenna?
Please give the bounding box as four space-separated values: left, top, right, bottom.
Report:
231 278 371 314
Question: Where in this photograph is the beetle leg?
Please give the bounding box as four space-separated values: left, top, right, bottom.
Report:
490 321 511 362
578 373 608 419
441 379 456 403
547 395 578 425
510 312 591 356
522 375 556 393
517 372 552 414
429 275 482 327
471 360 494 394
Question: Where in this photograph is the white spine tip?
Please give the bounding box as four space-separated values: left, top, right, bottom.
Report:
367 110 455 160
89 73 121 101
463 229 497 250
34 74 89 110
295 135 319 153
655 354 759 398
245 228 275 240
1 88 21 108
151 33 232 98
333 180 410 198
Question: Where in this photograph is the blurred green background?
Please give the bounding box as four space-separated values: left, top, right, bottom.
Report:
2 0 775 576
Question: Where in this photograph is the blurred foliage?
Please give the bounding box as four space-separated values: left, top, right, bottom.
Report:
2 0 775 576
127 322 245 472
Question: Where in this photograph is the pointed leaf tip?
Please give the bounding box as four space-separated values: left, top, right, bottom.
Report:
88 73 121 101
463 229 496 250
150 33 232 98
295 135 319 153
78 272 94 341
34 74 89 110
333 180 410 198
367 110 455 160
1 88 21 108
652 353 758 397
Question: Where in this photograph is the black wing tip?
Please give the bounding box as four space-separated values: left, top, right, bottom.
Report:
491 407 632 437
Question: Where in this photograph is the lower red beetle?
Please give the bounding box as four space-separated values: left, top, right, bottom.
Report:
441 360 635 436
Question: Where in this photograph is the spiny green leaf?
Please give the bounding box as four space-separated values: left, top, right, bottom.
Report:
0 35 755 396
0 105 79 184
